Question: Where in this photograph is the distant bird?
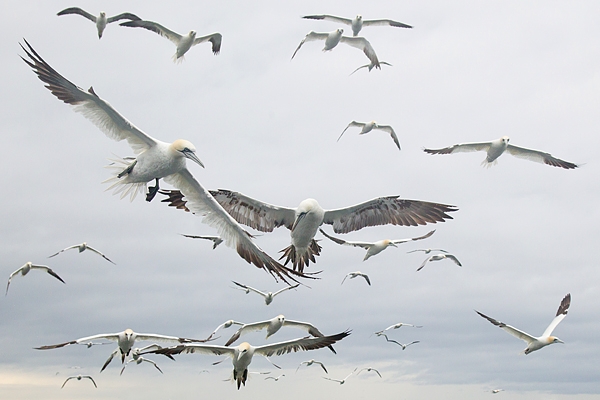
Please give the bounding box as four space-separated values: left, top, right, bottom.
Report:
159 189 457 272
292 29 380 67
357 367 382 378
61 374 97 388
265 374 285 381
120 345 165 375
475 293 571 355
120 20 221 62
423 136 578 169
378 333 420 350
302 14 412 36
491 389 504 394
181 234 223 249
21 40 306 284
407 248 448 254
417 254 462 271
322 368 357 385
341 271 371 286
374 322 423 335
320 228 434 261
223 314 337 354
206 319 245 341
48 242 115 264
56 7 140 39
6 262 65 295
143 331 351 389
79 342 112 349
296 359 328 373
350 61 392 75
339 121 401 151
231 281 299 305
35 328 211 371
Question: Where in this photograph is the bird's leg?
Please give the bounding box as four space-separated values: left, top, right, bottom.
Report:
146 178 160 202
117 159 137 178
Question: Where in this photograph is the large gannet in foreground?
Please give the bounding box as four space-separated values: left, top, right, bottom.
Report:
302 14 412 36
6 262 65 295
143 331 351 389
48 242 115 264
424 136 578 169
232 281 299 305
21 40 306 284
223 314 337 354
319 228 434 261
475 293 571 355
57 7 141 39
417 253 462 271
160 189 457 272
35 328 211 371
61 374 97 389
292 29 380 68
339 120 401 151
120 20 221 62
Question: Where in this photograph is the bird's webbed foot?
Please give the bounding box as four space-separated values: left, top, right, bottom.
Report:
146 178 160 202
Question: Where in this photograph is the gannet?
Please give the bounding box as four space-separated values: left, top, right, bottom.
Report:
181 234 223 249
57 7 140 39
302 14 412 36
322 368 357 385
61 374 97 388
120 20 221 62
374 322 423 335
424 136 579 169
206 320 245 341
417 254 462 271
378 333 420 350
48 242 115 264
339 121 401 151
231 281 299 305
120 345 166 375
6 262 65 295
357 367 382 378
341 271 371 286
296 359 328 373
159 189 457 272
319 228 434 260
475 293 571 354
407 248 448 254
265 374 285 381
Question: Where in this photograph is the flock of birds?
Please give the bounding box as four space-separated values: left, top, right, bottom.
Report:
9 5 581 394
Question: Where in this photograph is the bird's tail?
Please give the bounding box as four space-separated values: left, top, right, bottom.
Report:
480 158 498 168
103 157 146 202
279 240 322 273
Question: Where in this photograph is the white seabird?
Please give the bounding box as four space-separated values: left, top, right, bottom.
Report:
302 14 412 36
341 271 371 286
424 136 579 169
374 322 423 335
291 29 380 68
48 242 115 264
339 120 401 151
265 374 285 381
475 293 571 355
57 7 140 39
322 368 357 385
206 320 245 341
6 262 65 295
61 374 97 389
296 359 328 373
35 328 211 372
357 367 382 378
181 234 223 249
159 189 457 272
120 20 221 62
378 333 420 350
407 248 448 254
142 331 351 389
319 228 434 261
21 40 306 284
231 281 299 305
350 60 392 75
120 345 166 375
417 254 462 271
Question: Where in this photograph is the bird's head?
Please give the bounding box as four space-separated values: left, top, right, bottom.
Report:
124 329 134 339
501 136 510 144
356 15 363 20
276 314 285 323
172 139 205 168
237 343 251 361
292 199 320 231
337 28 344 35
384 240 397 248
549 336 564 344
100 12 106 18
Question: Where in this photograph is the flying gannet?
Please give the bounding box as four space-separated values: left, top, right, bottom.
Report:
302 14 412 36
57 7 140 39
339 120 401 151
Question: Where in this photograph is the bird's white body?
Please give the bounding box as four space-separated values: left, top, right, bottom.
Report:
291 198 325 254
231 281 299 305
95 12 108 38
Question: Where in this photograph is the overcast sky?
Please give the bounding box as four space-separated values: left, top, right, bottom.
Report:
1 0 599 399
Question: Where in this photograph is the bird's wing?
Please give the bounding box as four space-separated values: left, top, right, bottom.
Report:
61 376 75 388
208 189 296 232
85 375 98 388
57 7 96 22
208 320 244 340
119 20 182 44
322 377 341 382
506 144 578 169
301 15 352 25
84 246 116 264
406 341 420 347
291 31 330 59
446 254 462 266
231 281 267 297
338 121 364 141
35 332 121 350
192 33 222 55
273 283 300 296
254 330 351 357
21 40 157 155
224 321 272 346
362 18 413 28
37 266 66 284
323 196 457 234
542 293 571 337
361 274 371 285
339 36 380 66
283 320 325 337
144 343 235 358
391 229 436 245
48 245 78 258
475 310 536 344
349 64 369 75
407 249 426 254
165 171 307 284
377 125 401 150
423 141 491 155
135 332 211 344
416 256 432 271
319 228 372 249
106 13 141 23
317 361 328 373
341 275 349 285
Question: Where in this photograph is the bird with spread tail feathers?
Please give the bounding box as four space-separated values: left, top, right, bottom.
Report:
57 7 140 39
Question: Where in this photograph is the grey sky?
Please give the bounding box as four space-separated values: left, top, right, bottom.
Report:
1 0 599 399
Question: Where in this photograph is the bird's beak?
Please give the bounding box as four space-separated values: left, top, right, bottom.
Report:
389 243 398 248
291 212 306 232
182 149 205 168
556 339 564 344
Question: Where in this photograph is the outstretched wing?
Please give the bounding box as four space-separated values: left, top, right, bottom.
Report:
362 18 412 29
339 36 379 67
192 33 222 55
319 229 372 249
292 31 330 59
391 229 435 245
85 246 116 264
144 343 235 357
224 320 273 346
376 125 401 150
254 330 350 357
323 196 457 234
57 7 96 22
475 310 536 344
301 15 352 25
542 293 571 337
35 332 121 350
338 121 365 141
445 254 462 266
423 141 492 156
506 144 578 169
21 40 157 155
119 20 182 45
106 13 141 23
